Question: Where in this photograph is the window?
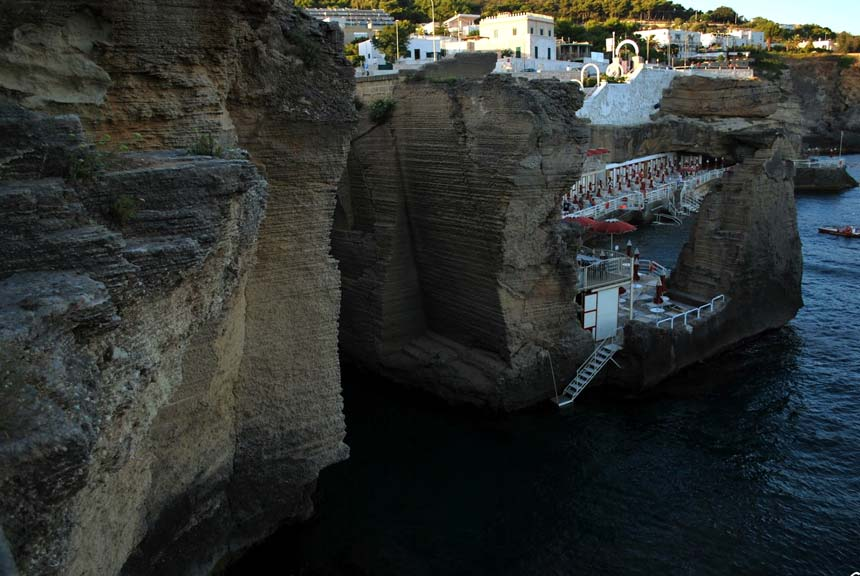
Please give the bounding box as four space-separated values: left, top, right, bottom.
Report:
549 28 553 37
515 47 521 58
494 29 499 38
530 27 534 34
414 48 420 59
548 46 551 59
512 27 517 35
534 46 538 58
540 28 544 36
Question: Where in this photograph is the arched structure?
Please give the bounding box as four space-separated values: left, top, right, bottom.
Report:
580 63 601 88
605 62 623 78
614 39 640 58
570 79 584 91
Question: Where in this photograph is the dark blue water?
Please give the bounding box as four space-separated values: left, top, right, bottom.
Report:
232 157 860 575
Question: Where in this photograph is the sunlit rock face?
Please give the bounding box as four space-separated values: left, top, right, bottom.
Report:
0 0 355 573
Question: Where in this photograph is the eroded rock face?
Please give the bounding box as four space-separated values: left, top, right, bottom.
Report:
0 104 266 575
780 55 860 152
0 0 354 573
334 76 593 409
609 136 803 389
659 75 781 118
588 76 804 391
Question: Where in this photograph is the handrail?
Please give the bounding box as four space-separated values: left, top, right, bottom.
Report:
578 255 629 291
637 258 670 277
793 158 845 169
656 294 725 329
563 168 726 221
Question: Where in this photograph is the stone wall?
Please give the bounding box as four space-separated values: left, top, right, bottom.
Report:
334 75 593 409
355 75 402 104
0 1 355 574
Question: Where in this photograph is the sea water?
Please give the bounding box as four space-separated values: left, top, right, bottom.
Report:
232 156 860 575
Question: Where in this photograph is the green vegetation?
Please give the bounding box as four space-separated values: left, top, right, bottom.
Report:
371 21 415 63
368 98 397 123
110 194 140 226
748 50 787 80
67 133 144 185
68 144 106 184
344 38 365 67
303 0 859 57
188 133 224 157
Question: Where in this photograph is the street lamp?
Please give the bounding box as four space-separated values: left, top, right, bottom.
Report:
430 0 437 61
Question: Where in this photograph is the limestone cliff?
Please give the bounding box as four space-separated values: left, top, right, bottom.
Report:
592 75 804 390
334 71 593 409
780 55 860 152
0 1 354 574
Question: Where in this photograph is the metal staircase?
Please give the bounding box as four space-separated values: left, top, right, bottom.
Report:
555 337 622 408
680 195 702 214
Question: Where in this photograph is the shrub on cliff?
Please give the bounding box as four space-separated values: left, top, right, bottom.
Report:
368 98 396 124
189 133 224 157
110 194 139 226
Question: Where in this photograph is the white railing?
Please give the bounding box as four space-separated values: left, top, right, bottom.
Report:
564 169 726 221
637 258 670 277
563 192 644 220
656 294 725 329
793 158 845 169
578 255 630 292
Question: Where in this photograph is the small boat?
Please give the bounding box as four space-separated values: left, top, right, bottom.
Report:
818 225 860 238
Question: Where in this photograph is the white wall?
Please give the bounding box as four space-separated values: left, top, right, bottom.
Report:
577 67 677 126
478 13 556 60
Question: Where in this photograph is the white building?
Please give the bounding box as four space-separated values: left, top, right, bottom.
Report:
727 29 766 48
799 38 835 51
477 12 556 60
305 8 394 44
634 28 701 59
358 35 446 67
443 14 480 39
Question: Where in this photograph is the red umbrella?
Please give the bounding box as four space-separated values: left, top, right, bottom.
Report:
564 216 599 228
590 219 636 234
589 219 637 250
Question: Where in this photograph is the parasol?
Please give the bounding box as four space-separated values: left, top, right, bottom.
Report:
589 218 637 250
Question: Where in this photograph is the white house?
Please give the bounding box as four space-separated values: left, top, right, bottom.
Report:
443 14 480 39
634 28 701 59
477 12 556 60
727 29 766 48
358 35 446 67
799 38 835 51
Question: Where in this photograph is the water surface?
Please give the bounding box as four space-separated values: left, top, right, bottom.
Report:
232 156 860 575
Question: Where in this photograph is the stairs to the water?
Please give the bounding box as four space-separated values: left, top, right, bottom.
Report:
555 339 622 408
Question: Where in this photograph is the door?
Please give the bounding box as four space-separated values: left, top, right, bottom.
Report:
595 287 619 340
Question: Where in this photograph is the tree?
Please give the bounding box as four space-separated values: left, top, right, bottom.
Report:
708 6 739 24
371 21 414 62
750 17 782 50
